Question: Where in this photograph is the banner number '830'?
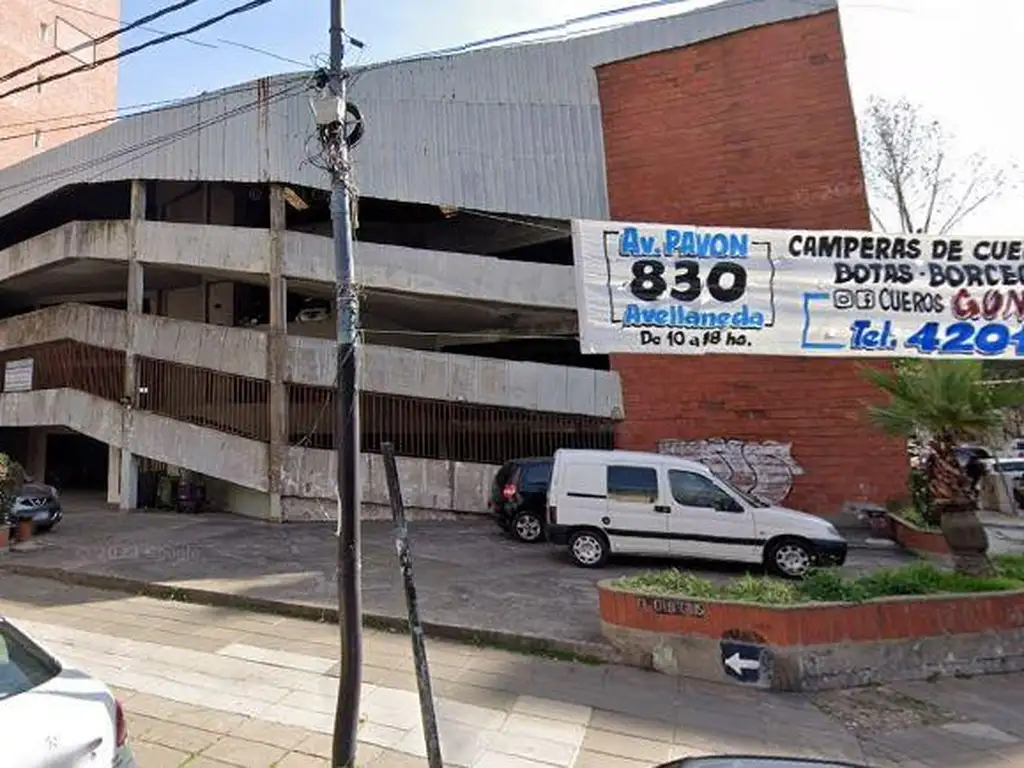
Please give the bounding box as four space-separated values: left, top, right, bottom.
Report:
628 259 748 303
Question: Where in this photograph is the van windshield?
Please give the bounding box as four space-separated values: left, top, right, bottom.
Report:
717 477 770 508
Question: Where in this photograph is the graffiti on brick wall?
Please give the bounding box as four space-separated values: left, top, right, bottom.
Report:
657 438 805 505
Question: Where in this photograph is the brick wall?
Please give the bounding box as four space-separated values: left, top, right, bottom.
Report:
596 10 908 515
0 0 119 170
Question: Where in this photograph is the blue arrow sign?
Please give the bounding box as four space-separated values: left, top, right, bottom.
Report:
720 640 763 684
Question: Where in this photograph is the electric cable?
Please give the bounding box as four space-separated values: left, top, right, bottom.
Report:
0 76 317 132
0 0 281 101
0 77 310 206
49 0 216 49
49 0 310 66
1 0 206 84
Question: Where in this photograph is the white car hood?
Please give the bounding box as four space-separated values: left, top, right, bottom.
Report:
757 505 843 539
1 666 118 768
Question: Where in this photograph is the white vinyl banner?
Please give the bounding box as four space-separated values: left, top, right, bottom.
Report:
572 219 1024 358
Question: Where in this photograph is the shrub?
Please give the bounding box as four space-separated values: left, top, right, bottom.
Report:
614 557 1024 606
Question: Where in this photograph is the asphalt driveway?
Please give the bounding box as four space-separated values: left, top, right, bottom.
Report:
2 495 914 645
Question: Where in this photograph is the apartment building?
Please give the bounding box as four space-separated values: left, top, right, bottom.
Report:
0 0 906 521
0 1 120 169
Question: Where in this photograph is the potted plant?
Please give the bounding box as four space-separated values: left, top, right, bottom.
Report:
0 453 24 545
0 506 9 552
864 360 1024 577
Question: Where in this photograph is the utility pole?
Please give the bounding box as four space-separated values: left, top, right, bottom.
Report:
327 0 362 765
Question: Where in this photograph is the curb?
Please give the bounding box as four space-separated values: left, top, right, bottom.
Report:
0 562 619 666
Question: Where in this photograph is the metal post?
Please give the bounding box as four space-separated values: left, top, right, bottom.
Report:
328 0 362 765
381 442 443 768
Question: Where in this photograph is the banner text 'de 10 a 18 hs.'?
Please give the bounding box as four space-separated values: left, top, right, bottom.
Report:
571 219 1024 359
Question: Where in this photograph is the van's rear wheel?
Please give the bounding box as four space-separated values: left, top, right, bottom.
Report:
569 530 608 568
512 511 544 543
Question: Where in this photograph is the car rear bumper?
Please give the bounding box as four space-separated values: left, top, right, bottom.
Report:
811 538 848 567
490 503 512 526
114 743 138 767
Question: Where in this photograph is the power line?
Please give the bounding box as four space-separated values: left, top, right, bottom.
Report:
1 0 205 85
0 0 280 101
50 0 214 48
0 75 314 133
0 77 311 140
0 78 308 207
49 0 311 66
346 0 927 76
0 115 125 143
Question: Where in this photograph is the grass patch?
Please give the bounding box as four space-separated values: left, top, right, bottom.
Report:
891 506 941 532
615 555 1024 606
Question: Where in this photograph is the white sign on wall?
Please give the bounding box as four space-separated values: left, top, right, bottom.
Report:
3 359 33 392
572 219 1024 359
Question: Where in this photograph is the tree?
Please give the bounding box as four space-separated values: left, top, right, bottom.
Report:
859 96 1015 234
863 360 1024 577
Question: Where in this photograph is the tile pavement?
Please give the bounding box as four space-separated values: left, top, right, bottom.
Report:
2 573 1024 767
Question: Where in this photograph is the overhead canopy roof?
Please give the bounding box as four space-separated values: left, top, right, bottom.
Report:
0 0 837 223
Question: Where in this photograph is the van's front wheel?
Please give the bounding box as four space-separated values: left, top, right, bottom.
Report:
569 530 608 568
765 537 813 579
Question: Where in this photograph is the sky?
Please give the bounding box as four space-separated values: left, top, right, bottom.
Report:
113 0 1023 235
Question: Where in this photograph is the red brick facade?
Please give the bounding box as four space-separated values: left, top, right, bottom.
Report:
596 10 908 515
0 1 119 169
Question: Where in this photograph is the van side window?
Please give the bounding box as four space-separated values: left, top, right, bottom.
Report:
669 470 742 512
607 466 658 504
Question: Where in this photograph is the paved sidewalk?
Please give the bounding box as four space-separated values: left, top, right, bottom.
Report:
2 574 1024 767
2 498 914 648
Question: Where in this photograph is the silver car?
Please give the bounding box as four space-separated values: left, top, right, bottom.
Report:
10 479 62 533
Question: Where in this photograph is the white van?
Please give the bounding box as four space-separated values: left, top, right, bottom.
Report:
545 449 847 577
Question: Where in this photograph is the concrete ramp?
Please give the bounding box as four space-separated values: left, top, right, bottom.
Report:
0 389 268 491
0 388 497 520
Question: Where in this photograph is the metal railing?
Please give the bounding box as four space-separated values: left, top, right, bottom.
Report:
137 357 271 442
0 340 617 465
288 386 615 465
0 341 123 400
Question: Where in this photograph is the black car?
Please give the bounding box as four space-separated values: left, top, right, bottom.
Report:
489 457 553 543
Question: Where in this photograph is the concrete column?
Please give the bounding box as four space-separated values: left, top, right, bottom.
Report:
120 180 146 511
267 185 288 522
106 445 121 505
25 428 47 482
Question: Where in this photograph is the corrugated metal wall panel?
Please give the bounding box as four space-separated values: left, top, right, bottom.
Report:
0 0 835 221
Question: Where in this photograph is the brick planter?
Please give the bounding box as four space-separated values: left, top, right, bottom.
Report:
888 514 950 555
598 581 1024 692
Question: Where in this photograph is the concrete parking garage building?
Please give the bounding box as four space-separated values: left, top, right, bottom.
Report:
0 0 906 521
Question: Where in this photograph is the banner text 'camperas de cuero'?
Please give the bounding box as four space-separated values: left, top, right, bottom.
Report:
571 220 1024 358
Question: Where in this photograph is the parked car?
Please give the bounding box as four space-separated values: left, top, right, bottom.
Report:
545 449 848 576
981 456 1024 482
11 477 62 534
658 757 869 767
955 444 994 468
0 616 137 767
488 457 553 542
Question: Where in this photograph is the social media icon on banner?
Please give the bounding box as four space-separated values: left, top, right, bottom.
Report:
832 289 854 310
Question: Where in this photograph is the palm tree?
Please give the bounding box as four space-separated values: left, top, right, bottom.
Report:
863 360 1024 577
